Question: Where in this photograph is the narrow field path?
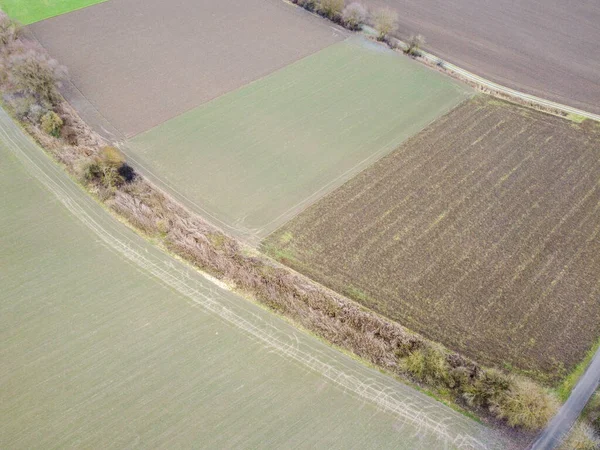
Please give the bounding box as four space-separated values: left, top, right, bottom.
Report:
530 345 600 449
0 107 516 449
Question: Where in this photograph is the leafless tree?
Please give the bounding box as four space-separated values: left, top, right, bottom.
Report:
8 46 67 106
342 2 367 30
406 34 425 56
372 7 398 40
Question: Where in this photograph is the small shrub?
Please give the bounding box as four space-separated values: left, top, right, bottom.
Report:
60 125 79 146
342 2 367 30
83 146 131 189
100 146 126 168
585 391 600 434
558 422 600 450
406 34 425 56
82 160 103 183
491 377 558 430
0 11 19 47
28 103 46 124
372 7 398 40
462 368 510 408
448 366 471 389
12 95 34 121
404 346 450 386
8 48 67 106
319 0 345 20
40 111 63 137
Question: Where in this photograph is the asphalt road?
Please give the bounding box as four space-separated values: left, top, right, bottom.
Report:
363 0 600 115
530 345 600 449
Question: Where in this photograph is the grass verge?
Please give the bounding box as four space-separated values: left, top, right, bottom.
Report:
557 338 600 402
0 0 106 24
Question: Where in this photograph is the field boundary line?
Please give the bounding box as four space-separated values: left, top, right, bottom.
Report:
282 1 600 121
354 24 600 122
0 107 500 450
417 50 600 122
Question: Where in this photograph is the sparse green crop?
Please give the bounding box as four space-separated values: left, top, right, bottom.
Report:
128 37 471 240
0 0 107 24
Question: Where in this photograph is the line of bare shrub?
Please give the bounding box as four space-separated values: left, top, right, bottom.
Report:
0 10 558 431
292 0 591 123
291 0 426 56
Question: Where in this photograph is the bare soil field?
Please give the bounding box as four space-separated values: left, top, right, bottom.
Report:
265 96 600 379
363 0 600 115
28 0 344 137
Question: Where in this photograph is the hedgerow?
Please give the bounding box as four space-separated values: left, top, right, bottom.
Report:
0 6 558 432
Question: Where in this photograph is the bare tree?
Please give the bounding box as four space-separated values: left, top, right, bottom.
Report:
8 46 67 106
372 7 398 40
406 34 425 56
0 11 19 48
342 2 367 30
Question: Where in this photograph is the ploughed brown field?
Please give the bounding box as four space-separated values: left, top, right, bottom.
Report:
363 0 600 115
265 96 600 379
28 0 344 138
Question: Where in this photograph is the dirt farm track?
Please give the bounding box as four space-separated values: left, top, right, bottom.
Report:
364 0 600 115
266 97 600 379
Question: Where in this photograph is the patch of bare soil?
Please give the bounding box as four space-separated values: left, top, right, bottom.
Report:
28 0 344 137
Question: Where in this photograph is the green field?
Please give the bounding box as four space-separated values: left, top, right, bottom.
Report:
0 0 106 24
0 107 503 448
128 37 471 242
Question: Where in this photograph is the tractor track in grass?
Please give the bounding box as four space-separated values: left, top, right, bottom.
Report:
0 106 517 450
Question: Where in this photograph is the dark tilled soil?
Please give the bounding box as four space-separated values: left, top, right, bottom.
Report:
28 0 344 137
364 0 600 115
265 97 600 378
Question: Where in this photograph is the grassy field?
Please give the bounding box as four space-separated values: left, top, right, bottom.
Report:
0 106 510 449
29 0 344 137
265 97 600 380
0 0 106 24
128 37 471 241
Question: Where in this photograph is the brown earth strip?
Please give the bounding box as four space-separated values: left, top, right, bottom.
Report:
362 0 600 115
28 0 344 137
265 96 600 379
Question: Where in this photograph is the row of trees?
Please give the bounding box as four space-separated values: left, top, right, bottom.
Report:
292 0 425 55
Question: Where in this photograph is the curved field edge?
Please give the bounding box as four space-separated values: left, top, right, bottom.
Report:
0 23 554 433
0 0 107 24
263 95 600 383
4 92 554 435
0 108 513 449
